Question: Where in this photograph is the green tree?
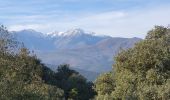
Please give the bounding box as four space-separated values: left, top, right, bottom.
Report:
95 72 115 95
95 26 170 100
0 25 64 100
55 64 96 100
0 25 19 54
69 88 78 100
94 72 115 100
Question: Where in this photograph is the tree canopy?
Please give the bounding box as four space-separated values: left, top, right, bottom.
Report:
95 26 170 100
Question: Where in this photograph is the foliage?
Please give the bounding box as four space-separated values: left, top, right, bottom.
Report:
55 64 96 100
0 25 19 54
94 72 115 100
95 26 170 100
0 47 64 99
0 25 96 99
0 25 64 99
95 72 115 95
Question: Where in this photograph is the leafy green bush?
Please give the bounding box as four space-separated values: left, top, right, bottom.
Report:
95 26 170 100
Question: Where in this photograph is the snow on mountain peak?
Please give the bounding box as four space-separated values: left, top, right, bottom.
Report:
48 28 98 37
64 28 85 36
47 31 64 37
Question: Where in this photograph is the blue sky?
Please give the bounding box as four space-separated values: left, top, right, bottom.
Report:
0 0 170 38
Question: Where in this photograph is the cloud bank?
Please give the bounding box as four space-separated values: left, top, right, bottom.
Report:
0 0 169 38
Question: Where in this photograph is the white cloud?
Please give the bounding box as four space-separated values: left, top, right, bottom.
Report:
8 5 170 38
72 5 170 38
9 24 42 31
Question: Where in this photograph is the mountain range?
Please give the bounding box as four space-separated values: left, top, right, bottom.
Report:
12 28 141 80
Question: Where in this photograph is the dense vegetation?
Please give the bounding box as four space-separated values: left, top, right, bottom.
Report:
94 26 170 100
0 25 95 100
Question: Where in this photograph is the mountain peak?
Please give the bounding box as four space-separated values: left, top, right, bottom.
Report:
47 31 64 37
20 29 38 33
67 28 84 33
15 29 45 37
64 28 85 36
48 28 97 37
66 28 101 36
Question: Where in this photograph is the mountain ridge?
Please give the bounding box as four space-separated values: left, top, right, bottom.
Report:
12 28 142 75
47 28 104 37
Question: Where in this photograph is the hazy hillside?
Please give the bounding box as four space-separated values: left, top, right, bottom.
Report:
47 64 100 81
13 28 141 73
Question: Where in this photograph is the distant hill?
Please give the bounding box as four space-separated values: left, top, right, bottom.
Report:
13 28 141 73
47 64 100 81
72 67 100 81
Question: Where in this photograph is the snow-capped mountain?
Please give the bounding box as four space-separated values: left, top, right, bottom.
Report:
47 28 97 37
46 31 61 37
14 28 111 50
13 28 141 73
50 29 109 49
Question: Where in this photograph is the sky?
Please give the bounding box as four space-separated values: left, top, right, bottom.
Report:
0 0 170 38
